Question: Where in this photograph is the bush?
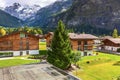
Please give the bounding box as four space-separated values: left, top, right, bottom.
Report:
117 48 120 52
86 61 90 64
0 52 13 57
39 50 47 55
117 76 120 80
28 54 47 59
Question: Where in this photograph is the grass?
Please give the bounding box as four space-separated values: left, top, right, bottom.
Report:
73 52 120 80
39 42 46 50
0 58 39 68
0 42 47 68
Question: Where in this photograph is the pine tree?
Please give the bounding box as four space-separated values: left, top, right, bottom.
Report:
112 28 118 38
47 20 72 69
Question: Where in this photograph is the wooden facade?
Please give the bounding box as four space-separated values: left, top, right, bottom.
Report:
0 32 39 56
70 39 94 51
45 32 97 56
45 32 53 47
98 38 120 52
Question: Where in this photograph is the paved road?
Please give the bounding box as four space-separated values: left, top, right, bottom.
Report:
0 61 79 80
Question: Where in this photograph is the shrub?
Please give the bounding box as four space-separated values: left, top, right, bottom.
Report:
117 76 120 80
0 52 13 57
86 61 90 64
117 48 120 52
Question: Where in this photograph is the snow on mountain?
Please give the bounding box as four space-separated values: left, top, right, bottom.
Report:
4 3 41 21
25 0 73 26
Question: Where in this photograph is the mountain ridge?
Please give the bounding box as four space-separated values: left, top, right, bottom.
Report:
0 9 23 27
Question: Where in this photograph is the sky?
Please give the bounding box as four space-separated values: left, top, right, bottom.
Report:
0 0 57 8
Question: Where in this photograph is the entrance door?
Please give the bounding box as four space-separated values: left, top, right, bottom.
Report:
20 51 23 56
26 51 29 55
84 52 87 56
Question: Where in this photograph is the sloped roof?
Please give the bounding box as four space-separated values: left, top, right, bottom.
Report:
0 31 40 39
46 32 98 39
69 33 98 39
106 38 120 44
99 36 113 40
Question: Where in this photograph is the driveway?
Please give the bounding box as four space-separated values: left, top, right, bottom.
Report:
0 60 79 80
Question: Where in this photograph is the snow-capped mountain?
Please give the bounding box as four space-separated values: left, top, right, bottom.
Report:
25 0 73 26
4 3 41 21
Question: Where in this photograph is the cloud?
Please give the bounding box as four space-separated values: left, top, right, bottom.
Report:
0 0 57 8
0 0 6 7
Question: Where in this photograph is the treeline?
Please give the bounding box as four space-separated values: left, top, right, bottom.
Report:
0 26 43 36
67 24 113 36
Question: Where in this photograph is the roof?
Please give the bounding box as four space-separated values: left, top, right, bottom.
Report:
35 34 44 39
99 36 113 40
104 38 120 44
0 31 40 39
69 33 98 39
46 32 98 39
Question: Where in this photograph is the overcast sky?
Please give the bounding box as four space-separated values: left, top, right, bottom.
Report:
0 0 57 8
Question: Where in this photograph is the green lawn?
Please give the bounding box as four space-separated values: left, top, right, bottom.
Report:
0 57 39 68
39 42 47 50
74 52 120 80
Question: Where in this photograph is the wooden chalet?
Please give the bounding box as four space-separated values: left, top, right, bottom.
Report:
45 32 98 56
98 38 120 53
0 31 39 56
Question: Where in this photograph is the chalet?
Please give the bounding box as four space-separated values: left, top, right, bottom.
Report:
45 32 98 56
98 38 120 53
0 31 39 56
45 32 53 47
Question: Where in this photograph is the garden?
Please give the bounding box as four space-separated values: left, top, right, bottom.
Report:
74 52 120 80
0 41 47 68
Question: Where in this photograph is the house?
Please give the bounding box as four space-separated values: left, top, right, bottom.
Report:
99 36 113 40
45 32 98 56
69 33 98 56
98 38 120 53
45 32 53 48
0 31 39 56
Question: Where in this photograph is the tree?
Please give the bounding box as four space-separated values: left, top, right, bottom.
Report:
117 76 120 80
112 28 118 38
47 20 72 69
0 27 6 36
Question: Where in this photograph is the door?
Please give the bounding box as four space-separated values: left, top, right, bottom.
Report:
84 52 87 56
26 51 29 55
20 51 23 56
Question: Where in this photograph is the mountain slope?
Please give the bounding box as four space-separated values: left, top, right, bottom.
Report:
26 0 73 26
42 0 120 34
0 9 23 27
4 3 41 21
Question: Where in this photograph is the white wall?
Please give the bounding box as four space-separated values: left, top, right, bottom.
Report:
13 51 20 56
0 50 39 56
81 51 93 56
29 50 39 55
104 46 120 51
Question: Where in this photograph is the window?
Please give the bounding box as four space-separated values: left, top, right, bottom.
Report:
26 41 29 50
78 41 81 45
84 41 87 45
20 33 25 38
84 46 88 50
78 46 80 51
20 41 23 50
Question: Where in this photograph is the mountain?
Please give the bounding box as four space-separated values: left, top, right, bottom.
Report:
4 3 41 21
39 0 120 35
0 9 23 27
26 0 73 26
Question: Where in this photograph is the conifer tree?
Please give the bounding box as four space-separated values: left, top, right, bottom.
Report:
47 20 72 69
112 28 118 38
